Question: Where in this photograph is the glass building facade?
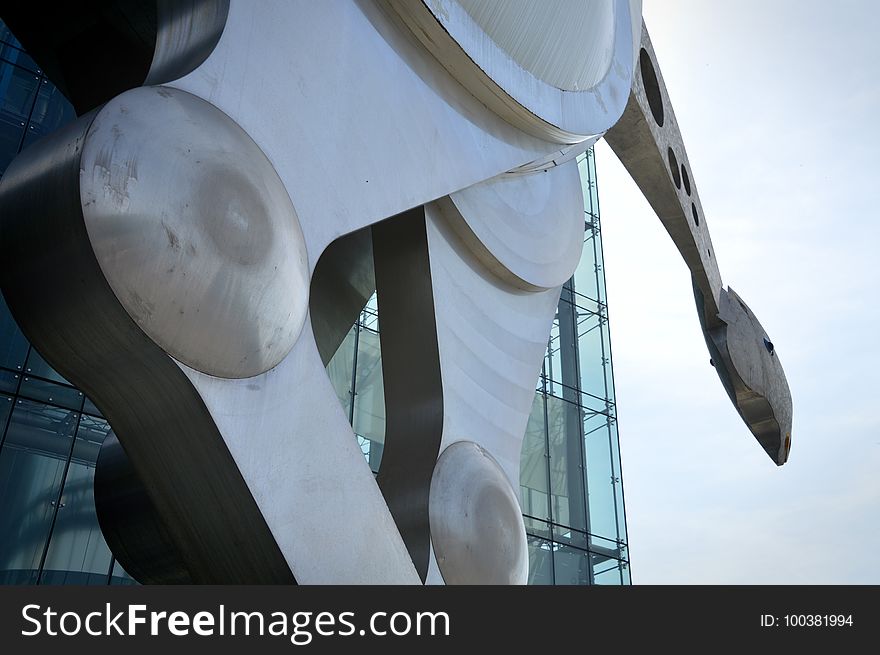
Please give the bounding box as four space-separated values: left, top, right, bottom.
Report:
0 19 629 585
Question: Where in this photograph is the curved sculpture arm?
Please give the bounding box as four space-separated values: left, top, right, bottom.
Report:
603 22 793 465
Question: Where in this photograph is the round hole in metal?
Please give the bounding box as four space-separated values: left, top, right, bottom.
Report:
668 147 681 189
640 48 664 127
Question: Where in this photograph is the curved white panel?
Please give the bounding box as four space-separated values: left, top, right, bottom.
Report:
443 159 585 291
459 0 615 91
385 0 640 143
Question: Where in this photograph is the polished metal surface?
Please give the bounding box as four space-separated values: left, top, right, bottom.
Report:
0 0 228 115
443 159 585 291
372 207 444 581
309 226 377 366
699 287 793 465
0 2 157 113
174 316 421 584
81 85 310 379
420 198 567 585
604 23 723 326
429 441 528 585
146 0 230 86
604 22 793 464
0 112 295 584
170 0 576 263
155 0 608 583
458 0 618 91
94 432 191 584
383 0 640 143
97 224 378 583
93 224 385 585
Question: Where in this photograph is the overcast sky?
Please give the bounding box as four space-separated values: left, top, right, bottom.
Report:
596 0 880 583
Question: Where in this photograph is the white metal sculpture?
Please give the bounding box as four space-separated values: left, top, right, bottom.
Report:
0 0 791 584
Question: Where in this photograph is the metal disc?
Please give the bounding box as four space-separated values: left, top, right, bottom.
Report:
80 85 309 378
429 440 528 585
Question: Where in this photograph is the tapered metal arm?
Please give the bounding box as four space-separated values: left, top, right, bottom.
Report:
604 22 793 465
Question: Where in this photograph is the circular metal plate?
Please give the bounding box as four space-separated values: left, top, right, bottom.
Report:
80 86 309 379
429 440 528 585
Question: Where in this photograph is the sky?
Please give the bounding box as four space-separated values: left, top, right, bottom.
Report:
594 0 880 583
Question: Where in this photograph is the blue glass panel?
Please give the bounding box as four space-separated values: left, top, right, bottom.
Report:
352 323 385 472
18 376 83 411
0 394 11 428
592 555 625 585
0 20 23 48
582 413 619 541
22 79 75 149
0 370 18 394
0 400 78 583
109 559 138 585
552 544 591 585
527 536 554 584
24 348 69 385
0 292 29 371
520 393 551 521
40 417 112 584
0 46 40 74
575 310 608 400
0 62 38 174
82 395 103 418
523 515 551 541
